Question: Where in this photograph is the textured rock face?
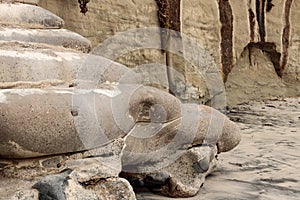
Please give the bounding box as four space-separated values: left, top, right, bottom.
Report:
40 0 159 46
0 86 241 158
33 164 136 200
225 45 299 105
0 45 240 159
38 0 215 104
0 28 91 52
0 3 64 28
225 0 300 105
0 1 242 199
39 0 300 105
121 146 218 197
0 2 136 199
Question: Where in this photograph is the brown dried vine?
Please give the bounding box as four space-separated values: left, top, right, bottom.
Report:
78 0 90 15
266 0 274 12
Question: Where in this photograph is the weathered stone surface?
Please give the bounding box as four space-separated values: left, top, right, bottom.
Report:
38 0 300 104
33 161 135 200
0 139 123 178
0 88 131 158
284 0 300 83
128 86 182 123
91 178 136 200
226 0 300 104
0 40 241 198
119 99 240 197
1 0 39 4
67 139 124 181
15 0 39 5
193 105 241 153
121 101 240 177
64 178 99 200
0 28 91 52
37 0 245 78
225 46 300 105
136 97 300 200
160 146 218 197
39 0 159 46
71 178 135 200
89 26 222 105
0 90 84 158
33 169 72 200
0 3 64 29
0 2 243 199
181 0 221 74
0 173 39 200
0 85 240 159
230 0 250 60
33 169 136 200
0 44 240 159
9 189 39 200
0 137 137 199
38 0 216 104
0 44 129 85
122 146 218 198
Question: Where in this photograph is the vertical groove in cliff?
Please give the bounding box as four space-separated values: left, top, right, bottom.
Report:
218 0 234 83
155 0 169 51
256 0 266 42
155 0 181 51
248 0 255 42
155 0 181 94
280 0 293 76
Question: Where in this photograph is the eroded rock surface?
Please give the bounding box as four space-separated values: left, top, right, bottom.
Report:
0 3 64 29
0 1 241 199
136 97 300 200
39 0 300 104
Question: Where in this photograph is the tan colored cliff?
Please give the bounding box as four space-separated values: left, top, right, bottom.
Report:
39 0 299 105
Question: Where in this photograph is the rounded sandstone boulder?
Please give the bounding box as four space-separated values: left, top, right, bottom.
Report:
0 3 64 28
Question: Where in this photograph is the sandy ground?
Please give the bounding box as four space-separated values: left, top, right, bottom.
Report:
137 97 300 200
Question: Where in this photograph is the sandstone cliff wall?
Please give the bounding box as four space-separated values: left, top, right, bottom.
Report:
39 0 300 105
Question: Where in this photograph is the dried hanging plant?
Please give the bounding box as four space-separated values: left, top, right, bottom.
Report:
266 0 274 12
78 0 90 15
